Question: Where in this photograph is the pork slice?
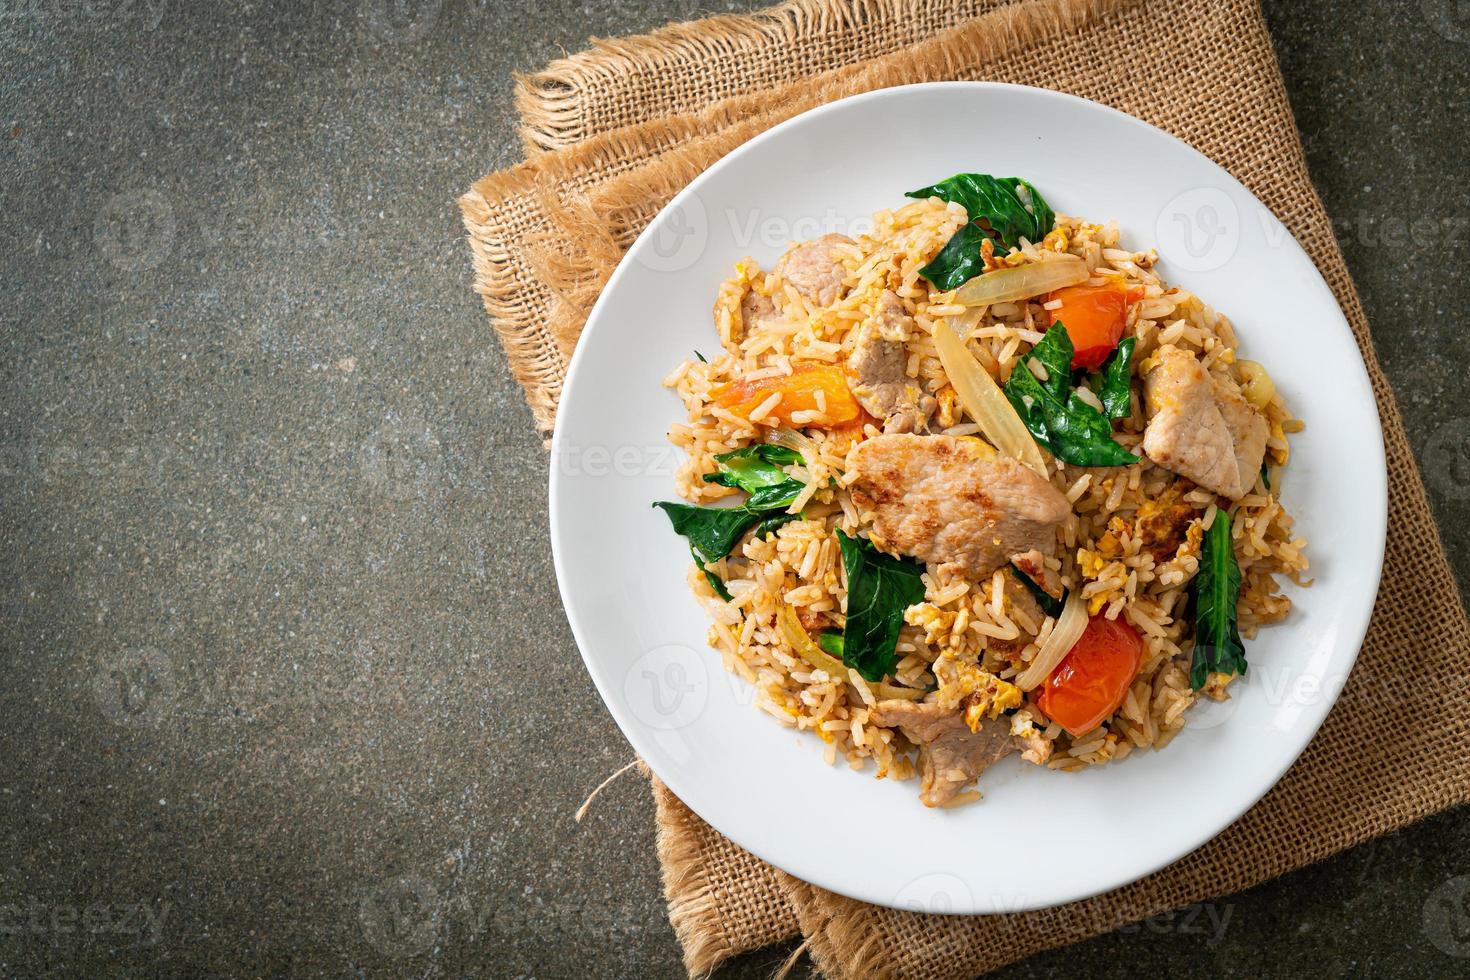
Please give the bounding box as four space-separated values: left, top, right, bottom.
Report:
1212 375 1270 495
713 266 782 348
1141 346 1268 500
773 233 853 307
847 434 1071 579
739 287 779 335
1010 548 1063 602
848 290 935 433
869 700 1016 807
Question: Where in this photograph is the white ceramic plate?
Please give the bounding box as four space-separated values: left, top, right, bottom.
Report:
550 83 1386 914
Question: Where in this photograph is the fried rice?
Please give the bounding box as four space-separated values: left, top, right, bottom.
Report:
660 194 1308 806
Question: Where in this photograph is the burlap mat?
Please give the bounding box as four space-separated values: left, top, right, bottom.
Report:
461 1 1470 975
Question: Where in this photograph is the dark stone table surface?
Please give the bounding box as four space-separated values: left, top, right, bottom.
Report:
2 1 1467 976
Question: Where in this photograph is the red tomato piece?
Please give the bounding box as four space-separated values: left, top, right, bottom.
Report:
1035 615 1144 737
1047 278 1138 370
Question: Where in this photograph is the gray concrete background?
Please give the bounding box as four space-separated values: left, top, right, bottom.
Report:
1 0 1468 976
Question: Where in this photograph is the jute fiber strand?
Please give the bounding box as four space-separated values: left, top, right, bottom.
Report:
460 0 1470 975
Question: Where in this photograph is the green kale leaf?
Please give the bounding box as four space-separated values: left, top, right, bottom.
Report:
908 174 1056 290
1093 336 1136 420
1004 324 1140 468
835 530 927 683
1190 511 1248 689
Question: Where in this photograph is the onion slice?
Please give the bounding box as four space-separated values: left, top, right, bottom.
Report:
768 425 823 466
932 314 1049 477
776 604 924 701
765 425 820 513
954 254 1088 307
1015 589 1089 691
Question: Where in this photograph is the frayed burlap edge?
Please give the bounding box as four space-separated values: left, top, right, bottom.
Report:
460 119 722 434
651 776 740 976
460 170 564 429
648 769 802 975
514 0 1018 156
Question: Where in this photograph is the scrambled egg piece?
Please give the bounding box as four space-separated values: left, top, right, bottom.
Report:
1040 228 1071 253
1077 548 1107 580
905 602 958 648
1200 671 1239 702
1269 420 1290 466
935 385 959 429
1094 516 1131 561
938 660 1023 732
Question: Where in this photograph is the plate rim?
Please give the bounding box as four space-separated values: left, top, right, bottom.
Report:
548 80 1388 913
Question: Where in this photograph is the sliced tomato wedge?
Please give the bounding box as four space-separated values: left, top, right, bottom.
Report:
713 363 861 427
1034 614 1143 737
1047 278 1143 370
